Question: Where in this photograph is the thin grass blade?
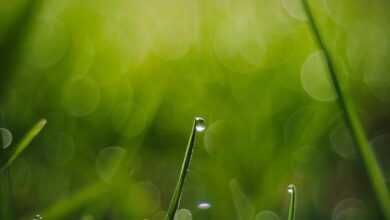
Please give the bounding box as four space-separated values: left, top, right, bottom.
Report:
287 184 296 220
1 118 47 172
165 117 204 220
301 1 390 219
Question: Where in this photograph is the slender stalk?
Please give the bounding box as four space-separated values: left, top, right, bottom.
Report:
165 117 205 220
1 119 47 172
301 1 390 219
287 184 296 220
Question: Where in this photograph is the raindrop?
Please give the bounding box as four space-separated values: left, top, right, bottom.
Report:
288 184 296 194
33 214 43 220
0 128 12 149
255 210 281 220
195 117 206 132
174 209 192 220
96 146 126 181
301 50 337 102
197 201 211 210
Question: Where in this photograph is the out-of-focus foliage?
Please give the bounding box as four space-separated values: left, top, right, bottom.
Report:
0 0 390 219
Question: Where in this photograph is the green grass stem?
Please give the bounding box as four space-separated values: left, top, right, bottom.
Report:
301 1 390 219
165 117 204 220
1 118 47 172
287 184 296 220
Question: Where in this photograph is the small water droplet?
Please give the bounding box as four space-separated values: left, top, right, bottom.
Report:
0 128 13 149
33 214 43 220
288 184 296 194
195 117 206 132
197 201 211 210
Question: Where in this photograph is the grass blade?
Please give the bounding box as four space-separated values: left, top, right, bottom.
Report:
1 118 47 172
165 117 205 220
287 184 296 220
301 1 390 219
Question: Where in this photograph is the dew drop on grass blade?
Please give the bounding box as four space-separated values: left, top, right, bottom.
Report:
287 184 296 220
165 117 206 220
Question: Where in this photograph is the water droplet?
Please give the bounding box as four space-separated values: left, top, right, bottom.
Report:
301 50 337 102
288 184 296 194
33 214 43 220
255 210 281 220
96 146 126 181
174 209 192 220
195 117 206 132
0 128 12 149
197 201 211 210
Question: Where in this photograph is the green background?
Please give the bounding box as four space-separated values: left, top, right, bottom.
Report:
0 0 390 219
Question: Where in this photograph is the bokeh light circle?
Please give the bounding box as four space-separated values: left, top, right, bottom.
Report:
301 50 337 101
62 76 101 117
96 146 126 181
255 210 281 220
0 127 12 149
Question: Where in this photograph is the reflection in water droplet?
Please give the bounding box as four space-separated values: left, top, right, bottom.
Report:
174 209 192 220
197 201 211 210
281 0 307 21
301 50 337 102
62 76 101 117
255 210 281 220
288 184 295 194
0 128 12 149
96 146 126 181
195 117 206 132
33 214 43 220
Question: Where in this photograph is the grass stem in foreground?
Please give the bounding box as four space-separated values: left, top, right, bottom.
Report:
165 117 205 220
287 184 296 220
301 1 390 219
1 118 47 172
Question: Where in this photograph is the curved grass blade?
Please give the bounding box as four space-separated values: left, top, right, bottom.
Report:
0 118 47 172
301 1 390 219
287 184 296 220
165 117 205 220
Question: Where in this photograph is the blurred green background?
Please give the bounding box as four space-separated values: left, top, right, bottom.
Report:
1 0 390 219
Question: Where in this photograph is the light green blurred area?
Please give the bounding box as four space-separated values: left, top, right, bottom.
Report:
0 0 390 219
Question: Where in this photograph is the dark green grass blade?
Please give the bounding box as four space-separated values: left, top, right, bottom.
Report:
288 184 296 220
0 119 47 172
301 1 390 219
165 118 202 220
